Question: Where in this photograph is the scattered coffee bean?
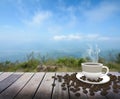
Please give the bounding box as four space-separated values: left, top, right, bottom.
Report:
97 78 103 82
83 89 88 94
61 83 65 87
52 83 56 87
52 73 120 97
62 87 67 90
87 78 93 82
113 84 118 89
100 91 108 96
103 86 110 90
118 76 120 81
80 76 86 80
90 91 95 96
72 88 77 93
107 73 112 76
55 78 57 80
87 77 103 82
75 93 80 97
52 76 55 78
70 87 74 91
58 78 62 82
82 87 86 90
113 89 119 93
52 76 57 80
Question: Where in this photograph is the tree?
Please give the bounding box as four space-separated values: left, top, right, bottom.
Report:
116 53 120 64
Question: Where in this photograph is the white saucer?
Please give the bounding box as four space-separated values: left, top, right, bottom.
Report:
76 73 110 84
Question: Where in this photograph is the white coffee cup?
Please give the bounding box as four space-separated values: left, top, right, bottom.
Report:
81 62 109 80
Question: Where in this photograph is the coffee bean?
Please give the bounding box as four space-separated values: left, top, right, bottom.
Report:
52 76 55 78
90 92 95 96
87 78 93 82
118 85 120 89
70 87 74 91
113 84 118 89
61 84 65 87
118 76 120 81
52 83 56 87
62 87 67 90
87 77 103 82
62 82 66 85
111 75 117 81
75 88 80 92
67 84 71 87
55 78 57 80
54 73 120 97
80 76 86 80
83 89 88 94
100 91 108 96
72 88 77 93
103 86 110 90
70 81 74 86
113 89 119 93
58 78 62 82
108 73 112 76
98 78 103 82
75 93 80 97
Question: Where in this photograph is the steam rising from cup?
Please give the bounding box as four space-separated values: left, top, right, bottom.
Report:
87 45 100 63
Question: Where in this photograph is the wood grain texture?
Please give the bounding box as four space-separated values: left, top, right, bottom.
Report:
0 72 23 94
15 72 45 99
0 73 33 99
34 72 55 99
106 72 120 99
52 72 69 99
67 72 88 99
0 72 119 99
0 72 13 82
0 72 3 75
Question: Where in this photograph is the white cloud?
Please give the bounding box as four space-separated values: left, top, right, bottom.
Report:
55 1 120 28
86 34 99 40
47 26 62 34
53 35 66 40
53 34 110 41
53 34 81 40
24 11 52 26
83 1 119 22
98 37 110 40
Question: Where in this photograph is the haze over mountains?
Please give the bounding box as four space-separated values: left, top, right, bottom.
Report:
0 0 120 62
0 42 119 62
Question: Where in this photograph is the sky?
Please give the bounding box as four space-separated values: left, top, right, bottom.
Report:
0 0 120 53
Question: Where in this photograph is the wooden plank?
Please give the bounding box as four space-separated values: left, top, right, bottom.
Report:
0 72 3 75
88 72 119 99
34 72 55 99
0 72 119 99
67 72 88 99
52 72 69 99
106 72 120 99
15 72 45 99
69 85 88 99
110 72 120 75
0 72 34 99
0 72 23 94
88 89 106 99
0 72 13 82
91 72 120 99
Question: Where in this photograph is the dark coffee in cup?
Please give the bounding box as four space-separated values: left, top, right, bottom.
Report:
81 62 109 80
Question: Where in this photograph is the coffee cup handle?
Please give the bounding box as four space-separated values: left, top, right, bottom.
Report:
102 66 109 75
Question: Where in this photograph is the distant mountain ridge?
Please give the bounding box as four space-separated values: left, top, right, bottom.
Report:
0 48 120 62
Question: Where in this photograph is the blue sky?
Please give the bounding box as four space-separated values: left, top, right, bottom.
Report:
0 0 120 52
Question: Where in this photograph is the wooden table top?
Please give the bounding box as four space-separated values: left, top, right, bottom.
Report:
0 72 119 99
